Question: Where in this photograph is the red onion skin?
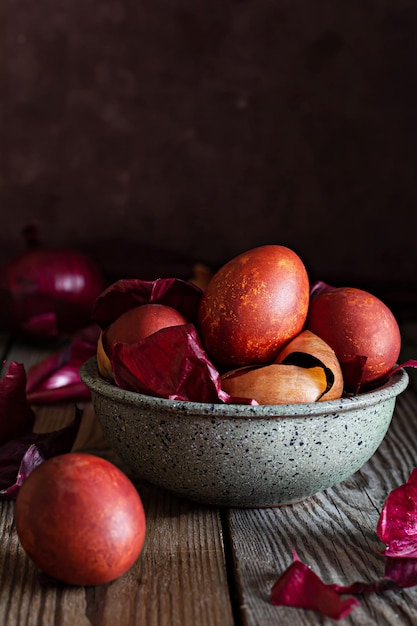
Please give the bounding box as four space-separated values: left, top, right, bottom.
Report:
0 362 36 446
0 246 105 338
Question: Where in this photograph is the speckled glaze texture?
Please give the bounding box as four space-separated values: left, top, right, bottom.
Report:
80 358 409 508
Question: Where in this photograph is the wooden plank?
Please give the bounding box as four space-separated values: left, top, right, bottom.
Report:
122 482 234 626
3 327 414 626
2 335 63 371
0 476 234 626
0 339 234 626
227 387 417 626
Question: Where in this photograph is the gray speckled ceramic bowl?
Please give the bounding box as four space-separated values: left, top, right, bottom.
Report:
80 358 408 508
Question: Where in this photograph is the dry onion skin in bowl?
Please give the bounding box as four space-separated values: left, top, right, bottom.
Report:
88 244 412 406
221 330 345 404
89 246 342 405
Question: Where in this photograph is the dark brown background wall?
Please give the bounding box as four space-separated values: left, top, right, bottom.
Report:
1 1 417 300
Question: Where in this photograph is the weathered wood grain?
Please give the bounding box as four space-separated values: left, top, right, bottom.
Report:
0 477 234 626
227 387 417 625
2 335 61 371
1 326 417 625
0 342 234 626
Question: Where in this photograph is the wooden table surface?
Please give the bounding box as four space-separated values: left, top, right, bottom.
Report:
1 322 417 626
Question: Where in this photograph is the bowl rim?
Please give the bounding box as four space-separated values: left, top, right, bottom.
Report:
80 357 409 418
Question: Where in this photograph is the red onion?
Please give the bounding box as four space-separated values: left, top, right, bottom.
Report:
0 226 106 338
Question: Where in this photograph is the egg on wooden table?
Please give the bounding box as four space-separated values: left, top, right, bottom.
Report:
14 452 146 586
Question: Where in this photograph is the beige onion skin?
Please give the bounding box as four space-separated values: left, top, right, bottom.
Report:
198 245 310 370
97 332 114 380
275 330 344 401
221 363 328 405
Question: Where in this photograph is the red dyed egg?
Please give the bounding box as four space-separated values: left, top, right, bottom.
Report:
98 303 189 379
103 303 188 355
307 286 401 389
197 245 310 369
14 452 146 586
